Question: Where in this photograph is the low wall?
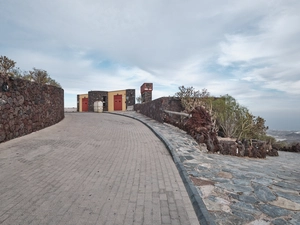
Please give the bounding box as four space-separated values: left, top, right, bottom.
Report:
134 97 275 158
0 74 64 143
134 97 184 123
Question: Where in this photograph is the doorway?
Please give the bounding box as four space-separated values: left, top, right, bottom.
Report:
114 95 122 111
82 98 88 112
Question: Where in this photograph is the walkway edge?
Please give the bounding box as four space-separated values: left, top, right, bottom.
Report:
107 112 216 225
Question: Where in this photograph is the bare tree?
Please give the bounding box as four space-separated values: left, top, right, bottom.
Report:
175 86 210 113
0 56 16 76
47 77 61 88
136 95 142 103
0 55 62 88
24 68 61 87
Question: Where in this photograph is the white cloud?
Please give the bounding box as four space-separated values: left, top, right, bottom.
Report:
216 1 300 106
1 0 300 129
218 35 275 66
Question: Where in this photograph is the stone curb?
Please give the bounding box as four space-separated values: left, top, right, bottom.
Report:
107 112 216 225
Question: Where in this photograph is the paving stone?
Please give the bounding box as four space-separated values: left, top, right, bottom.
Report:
231 210 255 223
270 196 300 210
179 156 186 162
230 201 261 216
251 177 275 186
231 178 251 186
198 165 210 170
210 177 231 183
258 204 290 218
184 163 199 169
210 211 244 225
238 194 260 204
272 218 289 225
184 156 194 160
215 182 253 193
274 181 300 191
290 211 300 225
229 193 260 205
252 182 277 202
188 171 201 177
0 113 199 225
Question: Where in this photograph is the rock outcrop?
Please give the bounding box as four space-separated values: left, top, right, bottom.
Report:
280 143 300 152
183 106 279 158
217 139 276 158
184 106 221 153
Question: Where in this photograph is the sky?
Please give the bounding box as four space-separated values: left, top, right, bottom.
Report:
0 0 299 130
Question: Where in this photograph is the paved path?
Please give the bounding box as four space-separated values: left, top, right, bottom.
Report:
113 111 300 225
0 113 199 225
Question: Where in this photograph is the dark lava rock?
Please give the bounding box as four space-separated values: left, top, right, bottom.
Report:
184 106 221 153
280 143 300 153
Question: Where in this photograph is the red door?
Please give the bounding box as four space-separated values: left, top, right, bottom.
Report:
82 98 88 112
114 95 122 111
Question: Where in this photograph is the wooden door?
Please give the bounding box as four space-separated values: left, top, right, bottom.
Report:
114 95 122 111
82 98 88 112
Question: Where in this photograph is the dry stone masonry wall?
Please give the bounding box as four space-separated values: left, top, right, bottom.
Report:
0 74 64 143
135 97 277 158
134 97 184 123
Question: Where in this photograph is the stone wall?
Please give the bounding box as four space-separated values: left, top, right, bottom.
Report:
141 91 152 103
134 97 184 123
126 89 135 109
0 74 64 143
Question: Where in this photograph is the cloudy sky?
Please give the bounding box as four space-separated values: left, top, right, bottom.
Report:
1 0 299 130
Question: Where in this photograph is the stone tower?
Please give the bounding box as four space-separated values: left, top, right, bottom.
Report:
140 83 153 103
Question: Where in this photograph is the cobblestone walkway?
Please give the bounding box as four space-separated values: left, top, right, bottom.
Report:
0 113 199 225
113 111 300 225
